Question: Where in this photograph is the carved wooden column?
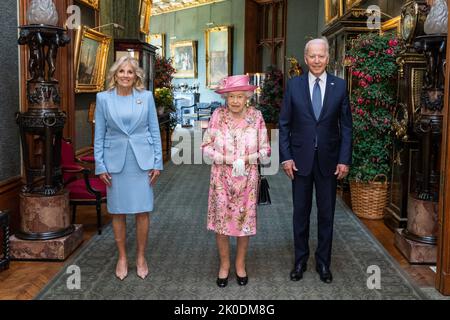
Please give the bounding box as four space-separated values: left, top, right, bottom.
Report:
394 34 446 264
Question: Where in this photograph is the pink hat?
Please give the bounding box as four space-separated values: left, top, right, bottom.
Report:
214 75 257 94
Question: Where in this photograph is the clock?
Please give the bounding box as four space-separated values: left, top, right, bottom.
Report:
400 1 429 47
402 12 415 42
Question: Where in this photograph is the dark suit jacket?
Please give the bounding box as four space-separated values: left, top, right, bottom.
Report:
279 73 352 176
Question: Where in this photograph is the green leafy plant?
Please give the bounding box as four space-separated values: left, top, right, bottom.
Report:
346 32 401 182
257 65 284 124
154 87 174 112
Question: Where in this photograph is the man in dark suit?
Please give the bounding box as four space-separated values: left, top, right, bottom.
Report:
279 38 352 284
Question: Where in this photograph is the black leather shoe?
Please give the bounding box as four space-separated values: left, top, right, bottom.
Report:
216 277 228 288
290 263 307 281
316 264 333 283
236 273 248 286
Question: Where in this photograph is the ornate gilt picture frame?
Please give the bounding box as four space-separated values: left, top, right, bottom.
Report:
148 33 166 57
76 0 99 10
205 26 232 89
171 40 198 78
140 0 152 35
74 26 111 93
345 0 362 12
325 0 343 25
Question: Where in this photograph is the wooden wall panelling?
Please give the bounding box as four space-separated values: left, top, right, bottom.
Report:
244 0 261 73
436 0 450 296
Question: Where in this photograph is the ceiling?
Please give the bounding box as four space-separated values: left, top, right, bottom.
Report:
151 0 226 15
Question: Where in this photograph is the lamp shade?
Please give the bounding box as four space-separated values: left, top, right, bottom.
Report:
27 0 58 26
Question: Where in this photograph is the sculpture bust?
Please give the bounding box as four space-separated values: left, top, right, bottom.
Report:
27 0 58 26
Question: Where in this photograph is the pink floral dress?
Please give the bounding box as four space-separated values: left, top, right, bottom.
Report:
201 106 271 236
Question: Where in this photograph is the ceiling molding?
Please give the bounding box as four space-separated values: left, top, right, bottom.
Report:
151 0 226 15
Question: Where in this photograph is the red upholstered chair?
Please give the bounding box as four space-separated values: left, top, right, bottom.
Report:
61 138 106 234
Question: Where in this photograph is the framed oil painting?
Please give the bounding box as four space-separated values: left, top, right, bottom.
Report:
171 40 198 78
74 25 111 93
76 0 99 10
205 26 232 89
325 0 343 25
148 33 166 57
140 0 151 35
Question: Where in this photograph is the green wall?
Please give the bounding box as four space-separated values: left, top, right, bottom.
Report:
150 0 245 103
286 0 322 72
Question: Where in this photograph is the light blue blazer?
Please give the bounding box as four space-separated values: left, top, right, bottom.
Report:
94 88 163 175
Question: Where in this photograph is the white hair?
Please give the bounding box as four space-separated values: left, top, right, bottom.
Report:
221 91 253 100
304 37 330 57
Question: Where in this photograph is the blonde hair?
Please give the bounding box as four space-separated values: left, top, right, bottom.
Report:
106 55 146 91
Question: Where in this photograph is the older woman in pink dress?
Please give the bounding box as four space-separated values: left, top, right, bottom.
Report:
202 75 271 288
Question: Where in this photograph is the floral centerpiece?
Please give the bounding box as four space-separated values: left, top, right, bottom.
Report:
345 32 401 219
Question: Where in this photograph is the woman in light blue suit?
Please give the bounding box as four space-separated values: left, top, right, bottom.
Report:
94 56 163 280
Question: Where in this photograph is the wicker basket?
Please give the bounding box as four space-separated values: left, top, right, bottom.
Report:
349 174 389 220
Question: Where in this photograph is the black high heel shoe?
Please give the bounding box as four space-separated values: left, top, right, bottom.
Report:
216 276 228 288
236 272 248 286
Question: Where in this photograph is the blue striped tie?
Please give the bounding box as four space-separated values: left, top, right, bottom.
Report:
312 78 322 120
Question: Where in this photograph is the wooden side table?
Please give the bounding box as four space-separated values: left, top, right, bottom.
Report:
0 210 10 271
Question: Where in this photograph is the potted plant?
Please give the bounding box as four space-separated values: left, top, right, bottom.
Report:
345 32 401 219
154 55 177 162
256 65 284 140
154 87 174 115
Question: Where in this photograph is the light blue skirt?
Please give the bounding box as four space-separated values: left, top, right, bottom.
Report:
107 144 154 214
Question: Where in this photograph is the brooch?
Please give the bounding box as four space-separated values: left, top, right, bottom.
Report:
246 117 255 125
136 99 143 104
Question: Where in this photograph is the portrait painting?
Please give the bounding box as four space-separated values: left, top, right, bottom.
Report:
74 26 111 93
171 40 197 78
140 0 151 35
325 0 343 25
205 26 232 89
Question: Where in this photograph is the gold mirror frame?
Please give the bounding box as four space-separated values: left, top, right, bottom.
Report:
325 0 343 25
205 26 232 89
140 0 152 35
74 26 112 93
76 0 99 10
170 40 198 78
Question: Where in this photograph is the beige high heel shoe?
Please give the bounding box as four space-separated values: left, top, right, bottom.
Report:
115 260 128 281
136 261 149 280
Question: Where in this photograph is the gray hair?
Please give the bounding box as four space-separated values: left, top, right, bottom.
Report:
106 55 145 91
304 37 330 57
